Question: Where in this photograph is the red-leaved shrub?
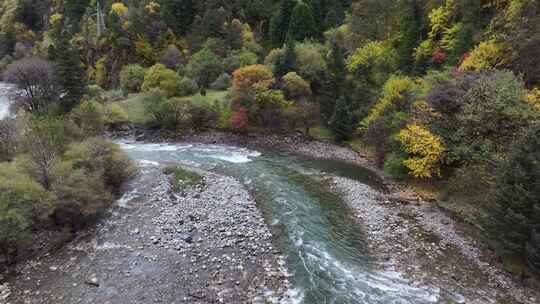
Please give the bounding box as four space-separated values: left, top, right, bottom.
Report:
231 107 249 131
432 51 448 65
458 52 471 67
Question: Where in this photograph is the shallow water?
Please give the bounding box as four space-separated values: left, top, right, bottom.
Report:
0 83 11 119
119 141 442 303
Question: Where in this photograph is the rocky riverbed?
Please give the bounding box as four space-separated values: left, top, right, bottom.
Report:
2 163 290 304
152 130 540 303
331 177 539 304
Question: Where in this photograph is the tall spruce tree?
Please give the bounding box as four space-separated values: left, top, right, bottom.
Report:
275 38 296 77
324 1 346 29
159 0 195 35
48 24 86 113
269 0 296 46
320 42 346 120
329 95 354 142
287 1 318 41
492 124 540 269
305 0 322 35
64 0 91 32
396 0 424 73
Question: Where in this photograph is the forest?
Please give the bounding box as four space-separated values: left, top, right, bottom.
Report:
0 0 539 283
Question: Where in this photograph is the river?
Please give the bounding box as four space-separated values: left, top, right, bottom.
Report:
118 141 442 303
0 83 11 119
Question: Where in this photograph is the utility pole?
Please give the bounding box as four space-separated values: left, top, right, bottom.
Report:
96 0 106 37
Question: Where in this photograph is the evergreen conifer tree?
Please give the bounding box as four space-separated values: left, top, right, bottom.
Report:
269 0 296 46
159 0 195 35
48 24 86 113
493 124 540 269
287 1 317 42
329 95 354 142
275 38 296 77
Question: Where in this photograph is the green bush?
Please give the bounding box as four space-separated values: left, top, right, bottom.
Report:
0 162 51 261
186 47 224 90
51 161 113 229
186 101 219 131
210 73 232 90
120 64 146 94
0 118 18 162
224 49 258 73
163 97 193 130
142 89 170 124
64 138 136 192
70 100 106 136
176 77 199 96
85 85 106 102
218 106 233 130
106 103 129 126
102 90 126 102
163 165 203 192
383 152 409 180
142 64 181 97
453 71 535 164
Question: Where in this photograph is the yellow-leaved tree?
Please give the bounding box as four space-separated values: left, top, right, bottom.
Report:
460 41 509 71
398 124 444 178
524 88 540 112
358 75 416 133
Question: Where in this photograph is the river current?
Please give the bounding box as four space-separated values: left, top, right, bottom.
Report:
119 141 442 304
0 83 11 119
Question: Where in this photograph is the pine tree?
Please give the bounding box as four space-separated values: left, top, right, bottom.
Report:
324 1 345 29
269 0 296 47
48 24 86 113
329 96 354 142
396 0 423 73
159 0 195 35
64 0 91 32
275 38 296 77
320 42 346 119
287 1 317 42
493 124 540 268
305 0 322 34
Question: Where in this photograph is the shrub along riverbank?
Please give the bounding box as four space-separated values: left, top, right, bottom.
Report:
0 113 135 267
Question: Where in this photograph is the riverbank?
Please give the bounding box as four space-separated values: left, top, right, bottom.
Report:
3 163 291 303
332 177 538 304
114 129 540 303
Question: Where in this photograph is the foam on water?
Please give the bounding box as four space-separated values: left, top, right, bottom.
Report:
118 141 261 164
0 83 12 120
138 159 159 167
117 189 142 208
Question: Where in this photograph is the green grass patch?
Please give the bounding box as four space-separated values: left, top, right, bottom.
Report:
309 125 334 140
117 93 150 124
163 165 203 192
178 90 228 106
115 90 229 125
345 137 365 152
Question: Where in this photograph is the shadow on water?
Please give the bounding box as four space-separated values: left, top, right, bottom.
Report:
257 151 385 191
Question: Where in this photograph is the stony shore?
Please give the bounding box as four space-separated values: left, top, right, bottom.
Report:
132 129 540 304
2 164 291 304
331 177 539 304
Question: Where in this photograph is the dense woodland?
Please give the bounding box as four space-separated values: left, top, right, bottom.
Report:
0 0 540 280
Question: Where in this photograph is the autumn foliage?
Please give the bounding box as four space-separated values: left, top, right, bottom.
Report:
397 124 444 179
231 107 249 131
